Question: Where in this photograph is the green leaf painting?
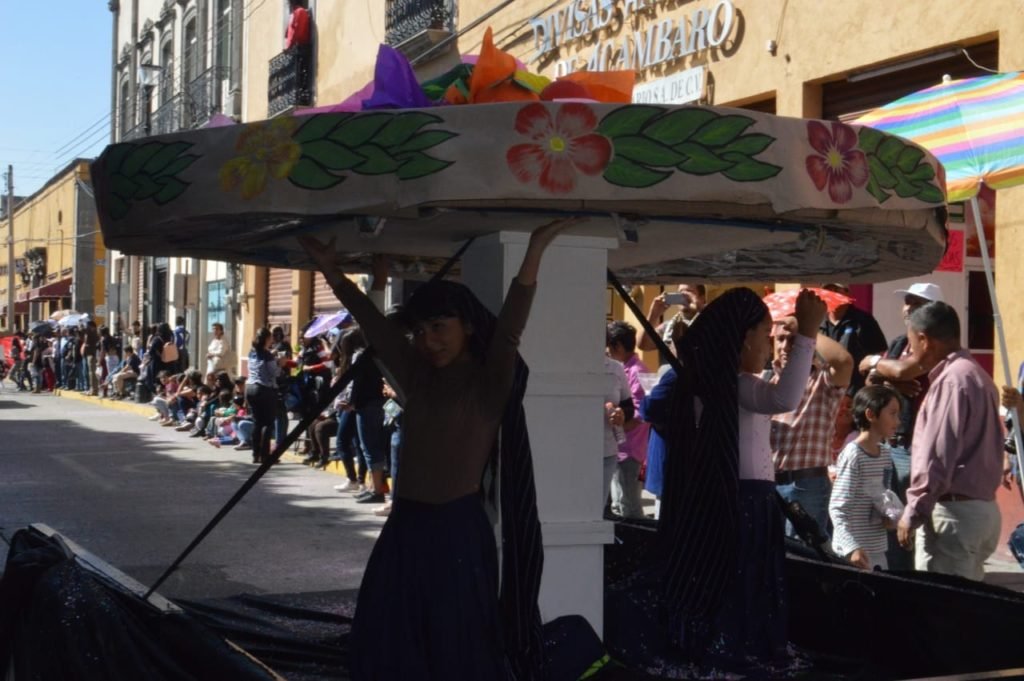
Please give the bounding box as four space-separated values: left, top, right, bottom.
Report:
858 127 943 204
101 141 199 219
597 106 781 188
287 112 457 190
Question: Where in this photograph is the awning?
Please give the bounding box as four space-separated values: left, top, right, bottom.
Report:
1 301 30 315
16 278 72 303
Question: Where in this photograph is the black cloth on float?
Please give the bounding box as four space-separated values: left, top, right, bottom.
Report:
0 527 275 680
178 591 355 681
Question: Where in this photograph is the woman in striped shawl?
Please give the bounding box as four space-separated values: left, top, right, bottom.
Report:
299 218 575 681
611 287 825 670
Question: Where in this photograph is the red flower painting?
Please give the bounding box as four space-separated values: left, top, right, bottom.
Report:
507 103 612 194
805 121 868 203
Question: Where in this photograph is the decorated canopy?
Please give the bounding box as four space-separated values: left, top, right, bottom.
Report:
92 102 948 283
93 35 948 284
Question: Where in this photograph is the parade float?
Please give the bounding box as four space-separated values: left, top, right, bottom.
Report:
7 31 1023 681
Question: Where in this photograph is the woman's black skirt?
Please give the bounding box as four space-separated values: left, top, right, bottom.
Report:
606 479 788 673
350 494 507 681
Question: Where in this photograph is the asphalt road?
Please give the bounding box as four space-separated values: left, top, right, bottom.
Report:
0 389 381 600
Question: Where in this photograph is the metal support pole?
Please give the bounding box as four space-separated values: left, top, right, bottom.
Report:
6 166 14 331
968 192 1024 500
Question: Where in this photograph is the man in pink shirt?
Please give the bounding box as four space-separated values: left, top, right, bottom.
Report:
607 321 650 519
897 302 1011 580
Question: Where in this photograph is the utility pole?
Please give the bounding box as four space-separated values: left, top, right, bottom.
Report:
6 166 14 332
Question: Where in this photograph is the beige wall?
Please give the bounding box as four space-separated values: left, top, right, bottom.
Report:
2 162 95 326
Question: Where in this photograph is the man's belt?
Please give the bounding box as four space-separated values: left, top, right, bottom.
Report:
775 466 829 485
938 493 978 503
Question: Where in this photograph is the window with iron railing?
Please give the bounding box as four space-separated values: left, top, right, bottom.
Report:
385 0 455 46
268 48 312 117
184 66 230 128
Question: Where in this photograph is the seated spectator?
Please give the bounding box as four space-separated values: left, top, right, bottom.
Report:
207 390 242 447
109 346 141 398
149 371 179 422
165 370 203 427
184 385 216 436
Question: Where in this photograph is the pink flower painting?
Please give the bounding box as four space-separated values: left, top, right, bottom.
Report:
506 103 612 194
805 121 868 204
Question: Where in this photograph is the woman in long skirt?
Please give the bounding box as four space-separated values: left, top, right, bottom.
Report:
299 218 576 680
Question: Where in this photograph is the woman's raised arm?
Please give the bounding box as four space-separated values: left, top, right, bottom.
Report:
297 236 411 386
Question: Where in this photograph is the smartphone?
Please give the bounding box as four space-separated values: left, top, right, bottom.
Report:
663 292 691 306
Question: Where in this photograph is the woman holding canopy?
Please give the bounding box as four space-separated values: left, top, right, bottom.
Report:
298 217 577 680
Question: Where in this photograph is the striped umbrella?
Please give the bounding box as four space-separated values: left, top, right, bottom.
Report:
857 71 1024 488
855 71 1024 203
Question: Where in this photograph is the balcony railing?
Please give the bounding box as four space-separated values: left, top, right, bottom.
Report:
118 67 233 142
151 93 184 136
268 48 312 117
385 0 455 46
184 66 231 129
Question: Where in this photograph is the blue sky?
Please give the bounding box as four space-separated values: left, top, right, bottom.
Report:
0 2 112 197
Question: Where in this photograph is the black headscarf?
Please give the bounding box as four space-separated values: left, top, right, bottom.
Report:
656 288 769 620
406 280 545 681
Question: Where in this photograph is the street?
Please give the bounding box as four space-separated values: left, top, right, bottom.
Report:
0 389 380 600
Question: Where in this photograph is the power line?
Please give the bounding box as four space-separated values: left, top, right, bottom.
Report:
51 113 113 157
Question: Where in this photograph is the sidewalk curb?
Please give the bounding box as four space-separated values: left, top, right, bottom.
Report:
52 389 350 477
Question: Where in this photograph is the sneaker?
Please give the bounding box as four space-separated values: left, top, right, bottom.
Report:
148 414 161 421
353 489 376 502
233 443 250 451
372 503 392 517
188 429 205 438
334 480 361 492
356 492 386 505
175 423 193 432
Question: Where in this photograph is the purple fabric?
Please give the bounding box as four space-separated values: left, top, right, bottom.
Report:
618 354 651 464
292 51 530 117
294 81 374 115
361 45 433 110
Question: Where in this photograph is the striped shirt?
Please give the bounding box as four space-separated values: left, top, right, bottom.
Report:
830 441 892 559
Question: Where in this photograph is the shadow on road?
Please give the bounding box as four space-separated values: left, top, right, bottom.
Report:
0 395 381 602
0 399 35 409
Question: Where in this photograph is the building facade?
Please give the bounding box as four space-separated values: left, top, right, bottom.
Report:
1 160 104 332
106 0 244 365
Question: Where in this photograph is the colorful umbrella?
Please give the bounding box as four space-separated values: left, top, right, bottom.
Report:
856 71 1024 482
763 287 854 322
302 310 352 339
856 72 1024 204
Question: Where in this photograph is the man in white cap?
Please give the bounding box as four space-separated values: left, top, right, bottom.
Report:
860 282 943 567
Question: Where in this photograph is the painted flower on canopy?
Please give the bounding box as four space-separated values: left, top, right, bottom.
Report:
219 117 301 199
805 121 869 204
506 103 612 194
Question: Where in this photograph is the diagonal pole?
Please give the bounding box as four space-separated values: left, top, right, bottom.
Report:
143 352 372 600
968 191 1024 503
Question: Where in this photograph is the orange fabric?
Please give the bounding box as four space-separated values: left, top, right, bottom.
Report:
468 28 540 104
560 71 636 103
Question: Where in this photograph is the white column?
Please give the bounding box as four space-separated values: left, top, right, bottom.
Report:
461 231 618 636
